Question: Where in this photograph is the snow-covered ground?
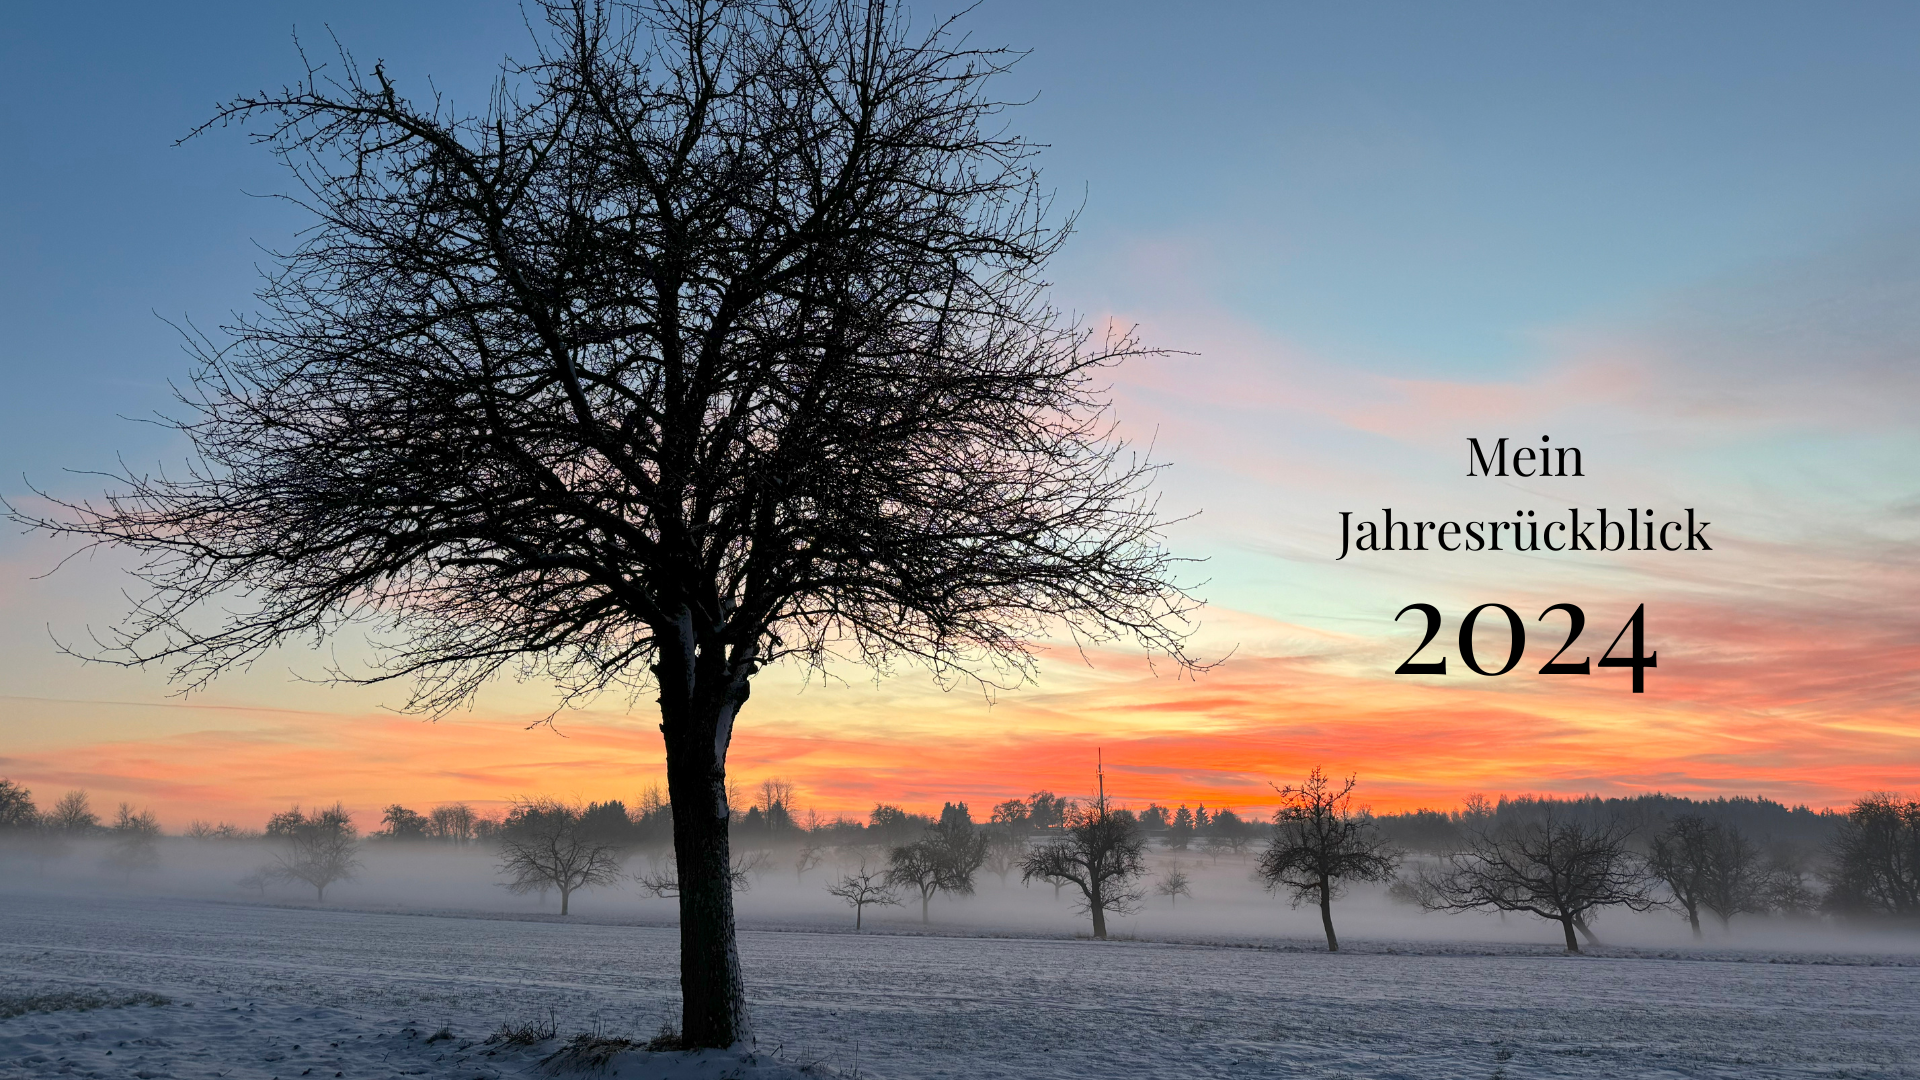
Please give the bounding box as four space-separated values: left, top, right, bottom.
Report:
3 889 1919 1079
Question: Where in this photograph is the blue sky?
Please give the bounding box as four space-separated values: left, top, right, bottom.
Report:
3 2 1919 821
8 2 1920 474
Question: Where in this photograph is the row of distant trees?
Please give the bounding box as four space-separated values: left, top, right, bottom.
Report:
0 781 163 881
7 774 1918 949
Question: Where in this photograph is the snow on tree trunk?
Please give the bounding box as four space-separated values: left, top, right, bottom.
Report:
662 652 752 1049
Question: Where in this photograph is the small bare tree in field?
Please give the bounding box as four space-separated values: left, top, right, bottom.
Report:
1411 803 1655 953
497 798 623 915
886 840 951 923
1256 768 1398 952
886 805 988 922
265 803 360 901
826 865 901 930
1155 862 1192 908
1020 765 1147 939
793 842 823 882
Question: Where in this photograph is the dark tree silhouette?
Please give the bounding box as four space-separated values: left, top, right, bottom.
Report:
378 804 431 841
105 803 163 884
0 779 36 830
47 790 98 833
1154 862 1192 907
1020 769 1146 938
1412 804 1655 953
826 864 900 929
265 803 361 901
1255 767 1398 952
884 815 983 923
981 826 1026 884
15 0 1198 1047
1823 793 1920 917
497 797 624 914
1650 814 1768 935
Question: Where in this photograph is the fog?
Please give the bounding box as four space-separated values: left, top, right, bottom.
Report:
7 835 1917 962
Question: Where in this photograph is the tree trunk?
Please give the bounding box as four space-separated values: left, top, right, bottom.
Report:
1318 878 1338 952
1089 879 1107 939
316 883 325 902
855 903 863 931
661 637 754 1050
560 884 571 916
921 888 931 923
1560 915 1581 953
1574 915 1599 947
1685 902 1701 938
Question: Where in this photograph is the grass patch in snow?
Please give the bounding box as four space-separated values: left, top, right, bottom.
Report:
0 990 171 1019
539 1022 685 1073
491 1008 560 1046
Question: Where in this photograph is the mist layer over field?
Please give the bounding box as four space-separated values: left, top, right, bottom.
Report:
5 834 1915 959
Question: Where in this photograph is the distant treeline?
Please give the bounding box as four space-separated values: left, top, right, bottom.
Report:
1371 793 1840 855
4 774 1913 934
0 776 1854 855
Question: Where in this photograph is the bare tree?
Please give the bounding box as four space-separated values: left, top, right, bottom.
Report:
187 819 252 840
793 841 823 882
105 803 163 883
758 779 799 817
429 803 479 845
1412 804 1655 953
1256 768 1398 952
885 840 951 923
497 797 624 915
48 790 98 833
1650 815 1768 935
1020 766 1147 939
17 0 1199 1047
981 826 1026 885
885 803 987 922
265 803 361 901
0 779 36 830
1154 862 1192 908
826 865 901 929
1823 792 1920 917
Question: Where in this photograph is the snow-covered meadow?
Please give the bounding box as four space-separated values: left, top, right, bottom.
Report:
4 876 1920 1079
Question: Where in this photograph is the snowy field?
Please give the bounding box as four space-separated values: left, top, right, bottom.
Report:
3 888 1920 1079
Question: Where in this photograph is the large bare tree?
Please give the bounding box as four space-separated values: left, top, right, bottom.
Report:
16 0 1196 1047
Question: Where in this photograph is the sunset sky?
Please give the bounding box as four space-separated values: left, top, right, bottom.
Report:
3 2 1918 829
